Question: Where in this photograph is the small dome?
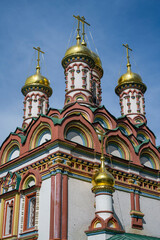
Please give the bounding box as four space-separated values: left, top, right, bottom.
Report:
92 159 114 189
91 51 102 68
64 44 92 58
115 67 147 95
62 43 95 69
25 71 50 87
22 68 52 97
118 71 142 86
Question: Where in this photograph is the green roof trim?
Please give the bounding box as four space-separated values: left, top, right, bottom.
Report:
51 116 64 125
109 233 160 240
134 139 150 153
56 109 64 114
89 106 99 112
40 114 64 125
15 127 26 132
10 132 26 144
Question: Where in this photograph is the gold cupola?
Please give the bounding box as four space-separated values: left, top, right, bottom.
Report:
62 16 94 69
115 44 147 95
92 131 115 192
22 47 52 97
92 156 115 192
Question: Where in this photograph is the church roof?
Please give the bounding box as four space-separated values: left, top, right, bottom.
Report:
109 233 160 240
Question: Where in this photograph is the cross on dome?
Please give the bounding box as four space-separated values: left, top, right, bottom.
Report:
73 15 90 46
33 46 45 71
123 43 132 72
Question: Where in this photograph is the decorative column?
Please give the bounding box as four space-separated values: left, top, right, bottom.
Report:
86 131 123 239
62 174 68 240
49 167 68 240
128 176 144 230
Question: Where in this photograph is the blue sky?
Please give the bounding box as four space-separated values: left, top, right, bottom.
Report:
0 0 160 146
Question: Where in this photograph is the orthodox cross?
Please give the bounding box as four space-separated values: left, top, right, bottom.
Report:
73 15 81 44
122 43 132 70
81 16 90 46
73 15 90 45
33 47 45 69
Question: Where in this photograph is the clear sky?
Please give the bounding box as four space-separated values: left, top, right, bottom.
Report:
0 0 160 146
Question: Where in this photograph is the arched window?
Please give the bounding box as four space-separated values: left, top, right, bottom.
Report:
106 138 130 160
65 123 93 148
94 114 111 129
3 199 14 236
95 117 107 128
19 170 41 234
140 155 153 168
24 177 35 189
76 97 83 101
106 143 123 158
23 177 37 231
66 128 87 146
140 153 155 169
30 124 52 149
7 146 20 161
37 129 51 146
137 133 147 142
27 196 36 228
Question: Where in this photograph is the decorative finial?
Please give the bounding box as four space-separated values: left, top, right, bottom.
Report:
73 15 81 45
96 129 106 171
33 47 45 73
123 44 132 73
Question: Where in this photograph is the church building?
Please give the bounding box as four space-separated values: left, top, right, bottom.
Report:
0 16 160 240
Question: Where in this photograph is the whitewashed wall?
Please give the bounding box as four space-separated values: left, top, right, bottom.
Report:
68 177 95 240
38 178 51 240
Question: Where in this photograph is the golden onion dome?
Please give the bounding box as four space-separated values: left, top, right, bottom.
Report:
65 44 92 58
25 70 50 87
115 44 147 95
92 157 114 191
62 43 94 69
22 67 52 97
115 68 147 95
118 70 142 86
91 51 102 68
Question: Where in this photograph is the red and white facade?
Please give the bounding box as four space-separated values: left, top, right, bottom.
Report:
23 91 49 124
0 22 160 240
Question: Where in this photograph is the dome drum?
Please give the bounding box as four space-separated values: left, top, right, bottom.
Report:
62 53 95 69
21 84 52 97
115 82 147 95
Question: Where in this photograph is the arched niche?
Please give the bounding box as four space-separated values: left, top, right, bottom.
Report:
94 114 112 129
29 123 51 149
65 122 93 148
2 140 20 164
140 150 159 169
106 137 130 160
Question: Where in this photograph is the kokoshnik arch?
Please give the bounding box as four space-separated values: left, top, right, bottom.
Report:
0 15 160 240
